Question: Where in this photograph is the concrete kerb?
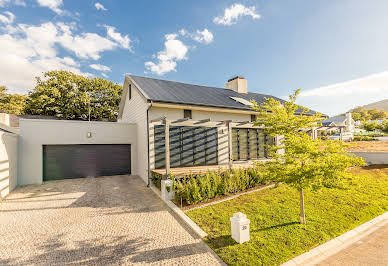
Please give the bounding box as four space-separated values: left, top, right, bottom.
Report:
149 184 208 238
281 211 388 266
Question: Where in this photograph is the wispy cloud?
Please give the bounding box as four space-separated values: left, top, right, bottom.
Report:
0 0 26 7
95 2 107 11
213 3 261 26
90 63 111 72
0 11 15 24
0 21 135 92
104 25 132 51
145 33 188 75
191 29 213 44
36 0 63 15
298 72 388 116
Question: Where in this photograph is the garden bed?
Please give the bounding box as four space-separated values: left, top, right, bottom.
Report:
186 165 388 265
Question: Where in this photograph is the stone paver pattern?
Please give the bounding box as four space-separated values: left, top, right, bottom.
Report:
0 175 223 265
318 222 388 265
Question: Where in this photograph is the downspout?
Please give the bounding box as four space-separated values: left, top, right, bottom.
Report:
146 100 153 187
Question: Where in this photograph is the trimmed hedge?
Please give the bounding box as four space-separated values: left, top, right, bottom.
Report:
172 168 268 205
151 171 163 189
354 136 376 141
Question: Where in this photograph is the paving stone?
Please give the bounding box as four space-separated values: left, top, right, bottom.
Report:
0 175 223 265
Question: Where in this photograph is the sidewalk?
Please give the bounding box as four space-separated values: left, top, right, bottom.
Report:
282 212 388 265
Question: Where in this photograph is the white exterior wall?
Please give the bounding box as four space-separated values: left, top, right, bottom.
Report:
149 106 251 169
119 77 149 183
0 132 17 199
18 119 137 185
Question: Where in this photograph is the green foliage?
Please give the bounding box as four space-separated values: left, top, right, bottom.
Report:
187 166 388 265
0 86 27 114
349 106 388 121
151 172 163 189
24 71 122 120
380 119 388 133
362 120 379 131
172 168 268 205
252 89 365 223
261 135 365 191
251 89 324 137
353 136 375 141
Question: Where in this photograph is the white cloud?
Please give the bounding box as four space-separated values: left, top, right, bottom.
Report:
95 2 107 11
101 72 108 78
104 25 132 51
0 0 26 7
0 21 135 93
191 29 213 44
0 11 15 24
298 72 388 116
36 0 63 15
145 34 188 75
213 3 261 26
90 63 111 72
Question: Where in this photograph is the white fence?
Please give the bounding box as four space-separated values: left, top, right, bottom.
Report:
350 151 388 165
0 132 18 199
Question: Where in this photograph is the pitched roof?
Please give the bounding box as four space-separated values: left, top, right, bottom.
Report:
320 115 347 126
128 75 319 115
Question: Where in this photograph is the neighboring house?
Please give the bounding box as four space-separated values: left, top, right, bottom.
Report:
10 75 320 190
320 113 355 132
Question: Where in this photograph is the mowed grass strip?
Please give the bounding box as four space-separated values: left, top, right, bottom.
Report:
186 165 388 265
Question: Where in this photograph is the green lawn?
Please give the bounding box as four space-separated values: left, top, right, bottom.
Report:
186 166 388 265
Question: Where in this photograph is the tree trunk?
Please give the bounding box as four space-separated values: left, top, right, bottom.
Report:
299 188 306 224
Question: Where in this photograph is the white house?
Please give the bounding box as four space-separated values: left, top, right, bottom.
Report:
8 75 320 191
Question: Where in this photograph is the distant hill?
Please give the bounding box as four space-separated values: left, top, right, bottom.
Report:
360 99 388 112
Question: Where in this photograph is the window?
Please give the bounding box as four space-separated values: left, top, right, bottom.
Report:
128 84 131 100
184 109 192 119
232 128 273 160
251 114 256 122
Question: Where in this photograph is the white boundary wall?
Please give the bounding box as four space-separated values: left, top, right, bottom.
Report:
0 132 18 199
18 119 137 185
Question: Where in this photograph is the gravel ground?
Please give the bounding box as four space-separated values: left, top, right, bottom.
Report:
0 175 223 265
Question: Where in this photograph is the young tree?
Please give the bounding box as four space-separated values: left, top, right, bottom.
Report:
252 90 364 224
362 121 379 132
24 71 123 120
0 86 27 114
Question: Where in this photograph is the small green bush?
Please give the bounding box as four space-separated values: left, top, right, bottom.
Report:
151 172 163 189
354 136 375 141
173 167 268 205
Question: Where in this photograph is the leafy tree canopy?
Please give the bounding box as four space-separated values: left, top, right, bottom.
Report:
24 71 122 120
252 89 364 224
0 86 27 115
348 106 388 121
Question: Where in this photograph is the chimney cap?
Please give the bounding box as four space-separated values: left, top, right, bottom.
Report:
228 76 245 82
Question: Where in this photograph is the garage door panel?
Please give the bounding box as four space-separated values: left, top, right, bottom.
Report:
43 144 131 181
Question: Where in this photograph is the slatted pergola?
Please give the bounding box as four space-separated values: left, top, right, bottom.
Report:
150 116 265 178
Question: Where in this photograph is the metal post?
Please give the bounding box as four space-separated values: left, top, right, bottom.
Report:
164 119 170 179
227 121 233 170
339 127 343 142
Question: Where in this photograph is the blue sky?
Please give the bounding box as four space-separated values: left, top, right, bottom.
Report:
1 0 388 116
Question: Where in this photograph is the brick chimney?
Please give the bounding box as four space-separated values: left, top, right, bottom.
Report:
226 76 247 94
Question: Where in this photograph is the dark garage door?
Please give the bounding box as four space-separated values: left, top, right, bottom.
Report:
43 144 131 181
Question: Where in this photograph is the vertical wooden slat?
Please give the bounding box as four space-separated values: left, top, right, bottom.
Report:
164 120 170 178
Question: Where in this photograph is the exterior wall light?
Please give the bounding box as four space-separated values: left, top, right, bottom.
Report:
87 132 92 138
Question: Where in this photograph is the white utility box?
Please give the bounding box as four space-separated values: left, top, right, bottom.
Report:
230 212 250 244
161 179 174 201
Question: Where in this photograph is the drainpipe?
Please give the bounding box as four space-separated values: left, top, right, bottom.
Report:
146 101 153 187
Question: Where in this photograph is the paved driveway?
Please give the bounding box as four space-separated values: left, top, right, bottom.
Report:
0 175 222 265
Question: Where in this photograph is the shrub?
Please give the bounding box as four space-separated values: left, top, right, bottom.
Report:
354 136 375 141
172 167 268 205
151 172 163 189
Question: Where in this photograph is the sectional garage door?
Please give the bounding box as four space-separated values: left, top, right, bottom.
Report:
43 144 131 181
